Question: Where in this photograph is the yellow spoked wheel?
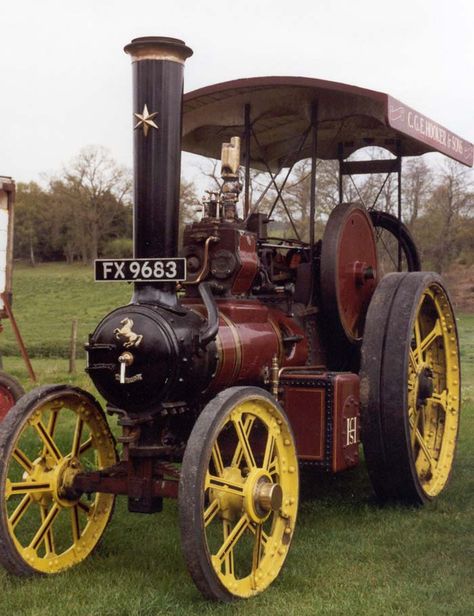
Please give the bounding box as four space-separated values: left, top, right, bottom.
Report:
360 272 460 504
179 387 299 601
0 385 117 575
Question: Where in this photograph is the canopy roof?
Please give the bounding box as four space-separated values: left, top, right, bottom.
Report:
182 76 473 169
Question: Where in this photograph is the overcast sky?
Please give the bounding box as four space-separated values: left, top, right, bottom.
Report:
0 0 472 184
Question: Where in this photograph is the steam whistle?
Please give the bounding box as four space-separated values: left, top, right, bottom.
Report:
220 136 242 220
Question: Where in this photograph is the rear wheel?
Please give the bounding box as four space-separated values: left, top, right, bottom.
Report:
0 385 117 575
360 273 460 504
179 386 299 601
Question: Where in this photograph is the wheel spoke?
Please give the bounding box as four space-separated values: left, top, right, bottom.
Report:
77 499 91 515
32 419 62 463
412 427 434 468
211 442 225 477
231 415 255 467
409 406 422 448
378 233 398 270
251 522 264 575
427 389 448 411
414 319 442 363
8 494 33 529
262 430 276 471
12 448 33 473
79 436 93 455
205 474 244 497
233 417 256 469
414 316 422 351
215 513 249 565
409 349 419 372
71 417 84 457
222 520 234 576
248 520 269 545
30 503 60 551
6 480 52 498
41 505 55 555
204 498 220 527
46 408 60 437
268 456 279 477
71 506 81 543
419 320 442 356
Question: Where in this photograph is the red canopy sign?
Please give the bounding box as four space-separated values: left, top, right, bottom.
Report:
387 96 473 166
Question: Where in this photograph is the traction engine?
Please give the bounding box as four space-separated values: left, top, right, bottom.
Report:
0 36 466 602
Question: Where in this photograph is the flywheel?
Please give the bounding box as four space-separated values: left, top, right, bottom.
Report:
320 203 378 351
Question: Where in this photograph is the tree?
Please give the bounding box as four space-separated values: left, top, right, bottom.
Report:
14 182 52 265
55 146 132 263
403 158 433 225
413 160 473 272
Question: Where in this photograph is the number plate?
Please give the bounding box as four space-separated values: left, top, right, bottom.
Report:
95 258 186 282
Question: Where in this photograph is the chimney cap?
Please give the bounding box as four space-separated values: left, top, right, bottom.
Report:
124 36 193 64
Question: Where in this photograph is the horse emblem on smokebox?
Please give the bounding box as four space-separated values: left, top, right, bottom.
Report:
114 318 143 348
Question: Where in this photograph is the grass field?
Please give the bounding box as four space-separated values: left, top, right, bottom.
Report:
0 263 473 616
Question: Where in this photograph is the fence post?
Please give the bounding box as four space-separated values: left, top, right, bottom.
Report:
69 319 78 374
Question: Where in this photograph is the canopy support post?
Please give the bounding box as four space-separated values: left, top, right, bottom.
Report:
244 103 251 217
309 102 319 250
397 141 403 271
338 143 344 204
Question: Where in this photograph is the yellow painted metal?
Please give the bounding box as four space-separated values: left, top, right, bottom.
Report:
407 283 460 498
3 392 116 573
203 397 298 598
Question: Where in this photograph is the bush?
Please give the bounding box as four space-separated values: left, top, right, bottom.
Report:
101 238 133 258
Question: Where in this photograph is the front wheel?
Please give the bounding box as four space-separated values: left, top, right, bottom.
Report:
179 386 299 601
0 385 117 576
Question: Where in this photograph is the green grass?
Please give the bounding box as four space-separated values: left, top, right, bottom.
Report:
1 262 131 358
0 264 473 616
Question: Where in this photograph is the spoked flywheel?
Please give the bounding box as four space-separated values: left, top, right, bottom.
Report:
179 386 299 601
0 385 117 575
369 210 421 275
360 273 460 504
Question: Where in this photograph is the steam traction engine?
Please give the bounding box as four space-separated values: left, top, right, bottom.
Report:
0 37 471 601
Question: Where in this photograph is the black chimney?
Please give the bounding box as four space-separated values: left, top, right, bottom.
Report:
124 36 193 304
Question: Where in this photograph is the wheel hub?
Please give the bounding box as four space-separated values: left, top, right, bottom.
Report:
244 468 282 523
417 367 434 404
253 477 283 516
211 466 244 522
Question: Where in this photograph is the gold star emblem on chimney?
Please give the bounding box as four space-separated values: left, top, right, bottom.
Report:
134 104 159 137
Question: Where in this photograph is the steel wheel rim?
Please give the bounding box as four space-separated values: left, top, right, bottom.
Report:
202 396 298 598
2 392 116 573
407 283 460 497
